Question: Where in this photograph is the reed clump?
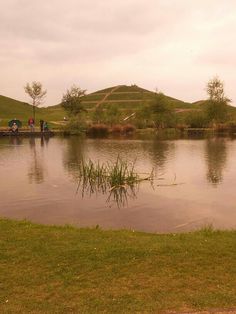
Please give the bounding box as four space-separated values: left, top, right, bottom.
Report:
77 157 153 197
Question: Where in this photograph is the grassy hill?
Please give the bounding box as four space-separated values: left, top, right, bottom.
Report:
81 84 193 110
1 85 236 129
1 85 198 127
0 95 65 127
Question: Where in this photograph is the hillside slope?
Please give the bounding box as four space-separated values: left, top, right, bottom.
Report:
0 95 35 119
0 95 65 127
81 85 194 110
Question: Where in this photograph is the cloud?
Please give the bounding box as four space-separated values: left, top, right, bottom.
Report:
1 0 236 105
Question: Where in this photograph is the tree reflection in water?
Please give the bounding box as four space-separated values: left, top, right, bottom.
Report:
142 139 175 172
63 137 85 179
205 138 228 186
28 136 48 184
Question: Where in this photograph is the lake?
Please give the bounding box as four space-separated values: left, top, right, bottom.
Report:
0 134 236 233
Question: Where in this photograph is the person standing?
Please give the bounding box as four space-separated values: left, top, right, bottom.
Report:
43 121 49 131
39 119 44 132
28 117 35 132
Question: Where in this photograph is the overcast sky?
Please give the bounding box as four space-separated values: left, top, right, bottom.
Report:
1 0 236 106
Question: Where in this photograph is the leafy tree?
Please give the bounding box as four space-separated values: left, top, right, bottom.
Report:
105 105 121 125
149 92 175 128
205 77 230 124
24 81 47 120
61 85 86 116
186 111 209 128
92 107 106 124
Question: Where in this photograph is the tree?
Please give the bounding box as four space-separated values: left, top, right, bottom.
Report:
206 76 229 102
105 105 121 125
61 85 86 116
149 92 175 128
24 81 47 121
205 76 230 124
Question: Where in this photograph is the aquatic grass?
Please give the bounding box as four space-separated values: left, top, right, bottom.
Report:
77 156 153 206
77 156 151 189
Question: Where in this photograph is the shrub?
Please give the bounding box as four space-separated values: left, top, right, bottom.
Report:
175 124 187 132
111 124 123 133
227 122 236 133
122 124 136 134
185 111 209 128
87 124 109 137
62 118 87 135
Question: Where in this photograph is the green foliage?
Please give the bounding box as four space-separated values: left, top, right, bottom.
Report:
150 93 175 128
77 157 151 191
92 107 106 124
62 116 87 135
61 85 86 116
205 99 229 124
104 104 121 125
205 77 230 124
186 111 209 128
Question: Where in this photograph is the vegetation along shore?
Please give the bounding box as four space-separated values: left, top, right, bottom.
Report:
1 77 236 136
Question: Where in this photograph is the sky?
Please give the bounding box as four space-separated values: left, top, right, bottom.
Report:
1 0 236 106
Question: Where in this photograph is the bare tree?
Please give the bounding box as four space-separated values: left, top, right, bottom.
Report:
206 76 229 103
24 81 47 121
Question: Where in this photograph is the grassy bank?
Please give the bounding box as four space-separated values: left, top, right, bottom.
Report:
0 219 236 313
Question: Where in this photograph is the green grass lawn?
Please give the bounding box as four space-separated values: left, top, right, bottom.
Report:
0 219 235 313
0 95 66 128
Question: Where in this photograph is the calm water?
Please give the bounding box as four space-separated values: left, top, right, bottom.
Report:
0 135 236 233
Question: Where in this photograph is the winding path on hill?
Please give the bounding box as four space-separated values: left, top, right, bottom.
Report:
95 85 122 108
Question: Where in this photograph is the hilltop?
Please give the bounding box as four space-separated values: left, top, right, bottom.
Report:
81 84 194 110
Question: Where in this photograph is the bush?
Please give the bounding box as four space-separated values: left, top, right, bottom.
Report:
62 118 87 135
122 124 136 134
110 124 136 134
175 124 187 132
185 111 209 128
227 122 236 133
87 124 109 137
110 124 123 133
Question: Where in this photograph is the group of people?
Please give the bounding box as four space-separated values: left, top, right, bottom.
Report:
28 118 49 132
10 118 49 133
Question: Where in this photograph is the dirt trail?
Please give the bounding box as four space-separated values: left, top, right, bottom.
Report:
95 85 121 108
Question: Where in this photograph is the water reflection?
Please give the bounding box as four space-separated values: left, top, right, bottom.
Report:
1 136 236 232
63 137 85 179
142 139 175 170
77 176 139 208
205 138 228 185
28 137 47 184
107 186 138 208
9 136 23 146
